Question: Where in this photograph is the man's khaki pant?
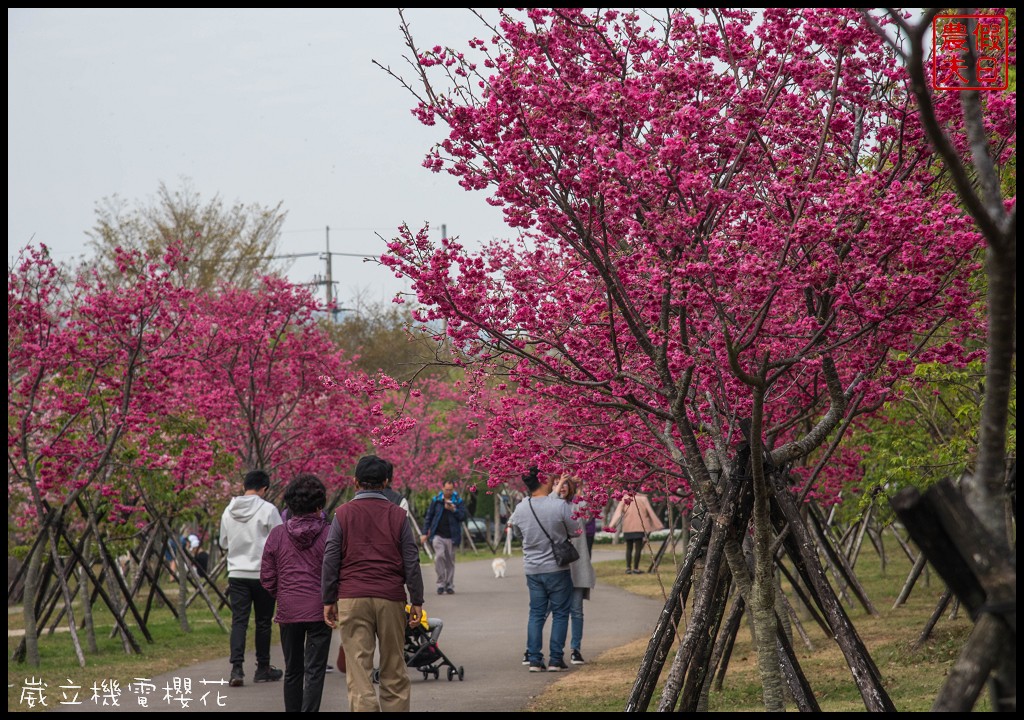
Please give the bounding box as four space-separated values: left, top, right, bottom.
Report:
338 598 409 712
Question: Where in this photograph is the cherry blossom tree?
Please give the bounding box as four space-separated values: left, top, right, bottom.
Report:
464 366 686 512
181 276 371 493
380 7 992 710
8 244 206 664
8 243 384 665
375 374 492 493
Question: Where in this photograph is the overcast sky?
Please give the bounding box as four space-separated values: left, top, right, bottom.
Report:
8 8 509 308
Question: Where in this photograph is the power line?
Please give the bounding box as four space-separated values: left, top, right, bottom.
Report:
192 250 378 264
200 225 416 314
277 251 377 259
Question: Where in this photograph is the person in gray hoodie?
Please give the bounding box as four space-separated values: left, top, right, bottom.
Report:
261 474 331 712
219 469 284 687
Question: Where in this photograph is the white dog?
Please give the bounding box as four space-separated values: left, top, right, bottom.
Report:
491 557 507 579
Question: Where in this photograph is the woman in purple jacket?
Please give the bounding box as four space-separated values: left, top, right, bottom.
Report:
261 474 331 712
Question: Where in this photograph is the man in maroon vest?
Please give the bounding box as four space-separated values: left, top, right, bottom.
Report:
322 455 425 712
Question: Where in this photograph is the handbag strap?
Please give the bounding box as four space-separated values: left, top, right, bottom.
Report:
527 498 571 543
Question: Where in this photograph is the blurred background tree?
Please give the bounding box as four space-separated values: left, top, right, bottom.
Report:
86 178 291 290
328 293 452 383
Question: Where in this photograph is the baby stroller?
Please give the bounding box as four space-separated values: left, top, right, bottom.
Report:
372 611 465 683
404 619 464 681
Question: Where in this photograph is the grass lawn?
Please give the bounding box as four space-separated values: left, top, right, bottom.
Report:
8 598 238 713
528 539 991 712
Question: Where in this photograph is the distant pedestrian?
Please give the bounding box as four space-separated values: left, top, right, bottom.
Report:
380 459 413 520
164 534 181 581
584 516 597 556
420 480 467 595
190 535 210 580
606 492 664 574
219 469 284 687
322 455 424 712
261 474 331 712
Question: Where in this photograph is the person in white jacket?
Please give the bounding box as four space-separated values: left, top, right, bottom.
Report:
219 469 284 687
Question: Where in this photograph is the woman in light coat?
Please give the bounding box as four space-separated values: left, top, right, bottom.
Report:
556 476 595 665
606 492 664 574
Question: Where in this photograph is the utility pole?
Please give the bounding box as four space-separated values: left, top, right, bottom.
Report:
440 224 448 348
323 226 334 313
308 226 339 320
297 228 389 322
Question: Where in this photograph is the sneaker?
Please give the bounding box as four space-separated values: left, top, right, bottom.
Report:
229 666 244 687
253 665 283 683
633 568 645 574
445 587 455 595
547 658 569 671
522 651 530 666
570 650 585 665
437 587 445 595
624 568 633 574
528 661 547 672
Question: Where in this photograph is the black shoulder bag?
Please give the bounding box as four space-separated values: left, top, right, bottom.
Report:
527 498 579 567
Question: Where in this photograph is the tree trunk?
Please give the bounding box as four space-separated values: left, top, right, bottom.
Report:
750 389 786 712
79 558 99 654
78 495 136 652
176 537 191 633
104 556 132 653
46 525 86 668
650 538 712 711
967 233 1014 549
51 515 142 653
19 541 44 666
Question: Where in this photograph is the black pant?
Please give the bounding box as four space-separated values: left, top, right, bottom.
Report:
228 577 276 669
280 621 332 712
625 537 644 570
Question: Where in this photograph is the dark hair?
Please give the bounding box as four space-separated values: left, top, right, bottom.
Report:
522 466 541 493
383 458 394 483
243 469 271 491
284 474 326 515
355 455 389 488
561 477 578 502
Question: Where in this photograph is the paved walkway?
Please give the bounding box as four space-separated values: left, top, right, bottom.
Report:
47 548 664 713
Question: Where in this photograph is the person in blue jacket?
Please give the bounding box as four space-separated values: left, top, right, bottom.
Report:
420 480 467 595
